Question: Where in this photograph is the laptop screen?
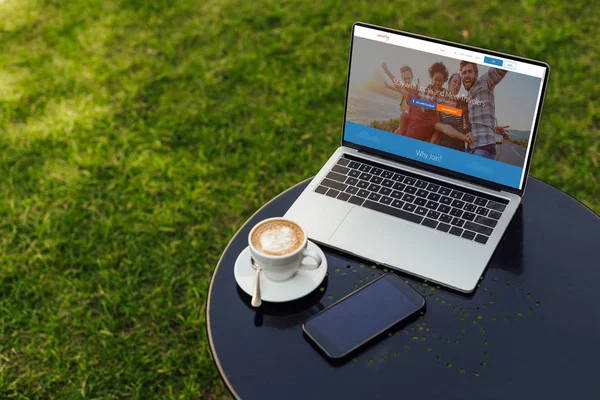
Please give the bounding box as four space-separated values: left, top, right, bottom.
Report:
343 25 548 191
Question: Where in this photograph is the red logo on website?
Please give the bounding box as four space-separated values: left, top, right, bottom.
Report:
377 34 389 41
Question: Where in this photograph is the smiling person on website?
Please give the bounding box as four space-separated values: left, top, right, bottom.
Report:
460 61 508 160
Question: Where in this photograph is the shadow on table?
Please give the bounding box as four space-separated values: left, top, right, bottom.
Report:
487 204 524 276
236 277 329 329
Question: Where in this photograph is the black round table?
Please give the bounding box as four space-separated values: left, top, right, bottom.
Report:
207 178 600 400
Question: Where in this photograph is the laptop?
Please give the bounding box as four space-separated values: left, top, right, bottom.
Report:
284 22 549 293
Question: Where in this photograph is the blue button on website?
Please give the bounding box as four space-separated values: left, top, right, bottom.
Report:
411 97 436 110
484 56 503 67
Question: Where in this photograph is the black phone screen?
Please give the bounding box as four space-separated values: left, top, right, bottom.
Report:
303 274 425 359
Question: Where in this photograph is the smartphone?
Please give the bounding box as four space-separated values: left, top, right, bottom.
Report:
302 273 425 360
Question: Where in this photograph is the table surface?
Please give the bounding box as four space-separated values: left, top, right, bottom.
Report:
207 177 600 400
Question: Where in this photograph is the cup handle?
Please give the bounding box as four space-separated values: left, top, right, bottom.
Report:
300 248 322 270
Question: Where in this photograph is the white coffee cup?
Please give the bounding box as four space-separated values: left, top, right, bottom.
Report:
248 217 322 281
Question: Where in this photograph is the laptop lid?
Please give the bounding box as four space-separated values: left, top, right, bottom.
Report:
342 22 549 196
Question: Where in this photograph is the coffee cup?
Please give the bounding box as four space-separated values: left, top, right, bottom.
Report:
248 217 322 281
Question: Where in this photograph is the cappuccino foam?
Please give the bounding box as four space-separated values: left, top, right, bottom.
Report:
251 220 304 256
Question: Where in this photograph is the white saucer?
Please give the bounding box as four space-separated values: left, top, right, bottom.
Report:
234 241 328 303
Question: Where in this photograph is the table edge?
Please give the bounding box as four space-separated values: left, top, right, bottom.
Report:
531 176 599 217
206 178 311 400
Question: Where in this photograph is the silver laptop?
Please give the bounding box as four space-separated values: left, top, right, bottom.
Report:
284 22 549 293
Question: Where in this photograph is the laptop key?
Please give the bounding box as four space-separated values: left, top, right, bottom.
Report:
416 189 429 198
474 234 489 244
315 185 328 195
475 215 497 228
426 210 440 220
450 190 463 199
402 203 416 213
391 173 404 181
427 192 441 201
404 186 417 194
332 165 350 175
474 197 488 206
415 180 428 189
348 196 365 206
462 230 476 240
414 198 427 206
368 183 382 192
393 182 406 191
337 158 350 167
449 227 464 236
357 189 370 198
345 186 358 195
327 171 347 182
326 189 339 198
462 194 476 203
345 177 359 186
426 183 440 192
440 196 452 205
391 190 403 199
436 223 451 232
476 206 489 216
422 218 438 228
462 212 476 221
489 210 502 220
425 201 439 210
450 208 463 217
379 187 392 196
381 179 394 188
359 172 372 181
363 200 423 224
381 171 394 179
370 167 383 176
404 177 416 185
391 199 405 209
348 161 361 169
438 205 452 214
357 181 369 189
440 214 453 223
370 176 383 184
487 201 506 212
348 170 360 178
358 164 371 172
415 206 428 216
451 217 465 227
464 203 477 212
368 192 382 202
464 222 493 236
320 178 347 192
438 187 451 196
337 192 351 201
380 196 393 205
451 199 465 209
402 193 416 202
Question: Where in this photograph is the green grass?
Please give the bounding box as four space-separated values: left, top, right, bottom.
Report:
0 0 598 398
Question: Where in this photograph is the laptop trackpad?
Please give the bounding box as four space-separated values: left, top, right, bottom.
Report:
328 207 434 268
329 204 490 293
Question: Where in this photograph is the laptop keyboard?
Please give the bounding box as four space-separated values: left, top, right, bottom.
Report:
314 155 508 244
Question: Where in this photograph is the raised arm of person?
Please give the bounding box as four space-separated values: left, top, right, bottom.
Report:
381 62 399 83
434 122 473 145
486 68 508 90
381 62 410 97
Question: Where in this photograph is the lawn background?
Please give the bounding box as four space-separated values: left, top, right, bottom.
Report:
0 0 598 398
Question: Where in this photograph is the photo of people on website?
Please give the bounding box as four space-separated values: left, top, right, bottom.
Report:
346 37 543 168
